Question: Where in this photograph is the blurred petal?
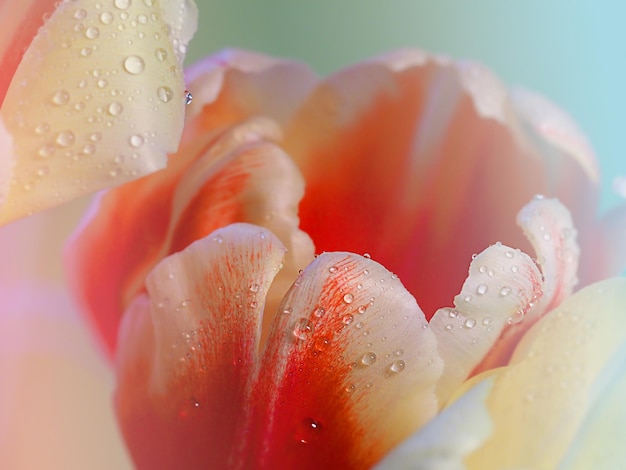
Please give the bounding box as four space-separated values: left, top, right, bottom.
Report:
116 224 286 469
581 203 626 283
245 252 443 468
466 278 626 469
0 116 12 210
374 380 493 470
283 49 599 318
185 49 317 126
0 0 197 224
67 117 313 356
0 0 57 106
0 284 131 469
430 242 542 402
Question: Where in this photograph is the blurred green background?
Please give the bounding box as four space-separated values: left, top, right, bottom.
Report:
186 0 625 212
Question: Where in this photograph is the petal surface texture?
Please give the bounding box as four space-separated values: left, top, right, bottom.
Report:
466 277 626 469
116 224 444 469
0 0 197 224
67 117 314 355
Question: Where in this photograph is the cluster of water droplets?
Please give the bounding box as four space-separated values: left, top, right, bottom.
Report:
2 0 192 214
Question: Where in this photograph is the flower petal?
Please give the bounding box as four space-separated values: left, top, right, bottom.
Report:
430 241 543 402
0 0 57 106
474 197 580 373
374 380 493 470
243 252 443 468
0 0 197 224
0 116 13 210
184 49 318 126
116 224 286 469
466 278 626 469
66 117 313 356
283 49 599 319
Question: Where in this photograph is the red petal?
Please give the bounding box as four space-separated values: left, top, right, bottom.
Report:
283 51 598 320
242 252 443 468
116 224 286 469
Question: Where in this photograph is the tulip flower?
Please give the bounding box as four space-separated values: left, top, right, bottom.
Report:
67 49 626 468
0 0 198 225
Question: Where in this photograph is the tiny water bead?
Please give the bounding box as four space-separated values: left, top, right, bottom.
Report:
108 101 123 116
123 55 145 75
114 0 131 9
157 86 173 103
500 286 512 297
343 293 354 304
185 90 193 105
360 352 377 366
51 90 70 106
293 318 314 341
100 11 113 24
129 134 144 147
55 130 75 147
464 318 477 329
295 418 322 444
388 360 406 375
476 284 489 295
249 283 260 293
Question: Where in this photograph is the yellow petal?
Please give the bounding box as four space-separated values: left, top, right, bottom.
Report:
374 380 493 470
0 0 197 225
466 277 626 469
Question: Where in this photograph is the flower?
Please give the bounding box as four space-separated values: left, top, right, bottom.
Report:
66 49 626 468
0 0 198 225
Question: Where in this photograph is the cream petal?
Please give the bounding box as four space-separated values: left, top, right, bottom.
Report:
374 380 493 470
430 242 543 402
116 224 286 468
516 196 580 312
556 342 626 469
243 252 444 468
466 278 626 469
0 0 197 224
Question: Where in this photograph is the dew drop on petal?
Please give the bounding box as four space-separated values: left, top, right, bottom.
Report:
55 130 75 147
123 55 145 75
249 283 260 293
464 318 477 329
360 352 377 366
157 86 173 103
476 284 489 295
114 0 131 9
293 318 314 341
100 11 113 24
388 360 406 375
129 134 144 147
51 90 70 106
500 286 512 297
343 293 354 304
108 101 123 116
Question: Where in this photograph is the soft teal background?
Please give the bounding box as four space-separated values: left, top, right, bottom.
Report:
187 1 625 212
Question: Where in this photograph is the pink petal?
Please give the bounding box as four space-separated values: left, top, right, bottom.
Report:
116 224 286 469
244 252 443 468
282 49 599 319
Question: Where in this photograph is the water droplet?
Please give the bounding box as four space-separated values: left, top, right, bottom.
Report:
80 47 92 57
55 130 75 147
212 235 223 243
482 316 492 326
100 11 113 24
505 250 514 259
282 307 293 315
89 132 102 142
478 265 487 274
185 90 193 105
314 336 330 351
82 144 96 155
344 383 356 393
511 265 519 273
155 48 167 61
37 144 55 158
394 349 404 356
51 90 70 106
464 318 477 329
123 55 145 75
388 360 406 374
36 166 49 177
295 417 322 444
108 101 123 116
328 266 337 274
293 318 314 341
363 253 371 259
34 122 50 135
448 310 459 318
157 86 173 103
114 0 131 9
73 8 88 20
444 324 453 331
363 269 370 275
249 283 260 293
476 284 489 295
500 286 512 297
361 352 377 366
313 307 325 318
342 314 354 325
85 26 100 39
129 134 144 147
355 321 364 329
357 305 367 314
343 293 354 304
463 294 472 302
